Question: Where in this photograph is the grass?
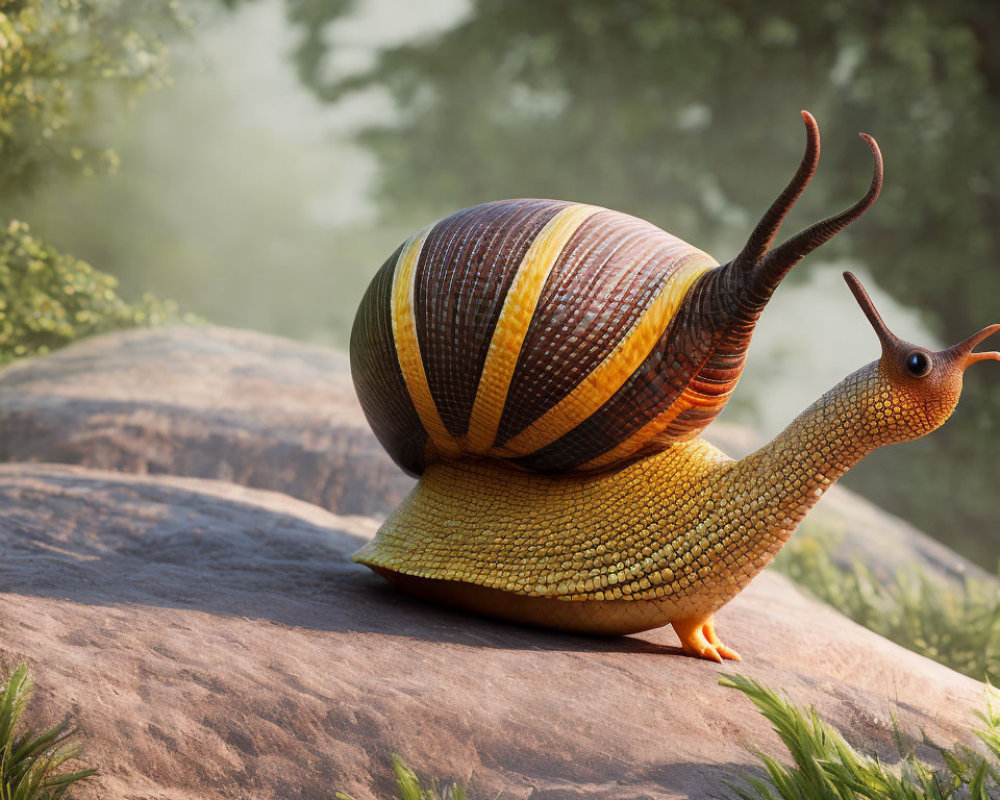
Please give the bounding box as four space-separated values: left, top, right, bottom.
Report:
0 664 95 800
772 530 1000 682
348 682 1000 800
336 754 465 800
721 673 1000 800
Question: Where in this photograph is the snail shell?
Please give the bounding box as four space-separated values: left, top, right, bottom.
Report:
350 112 882 478
351 199 731 476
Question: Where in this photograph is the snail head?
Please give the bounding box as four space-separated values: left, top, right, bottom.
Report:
844 271 1000 441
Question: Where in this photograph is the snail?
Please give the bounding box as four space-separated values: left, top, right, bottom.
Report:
349 112 1000 662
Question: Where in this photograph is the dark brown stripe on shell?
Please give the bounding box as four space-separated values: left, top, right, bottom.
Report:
413 199 570 439
350 245 428 476
495 209 689 446
511 270 727 472
652 352 747 444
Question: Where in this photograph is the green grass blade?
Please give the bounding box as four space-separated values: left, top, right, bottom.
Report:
719 673 1000 800
0 664 95 800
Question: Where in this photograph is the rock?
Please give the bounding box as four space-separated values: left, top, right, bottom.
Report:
0 325 987 584
0 464 988 800
0 326 415 517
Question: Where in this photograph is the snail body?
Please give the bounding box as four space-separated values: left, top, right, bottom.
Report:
350 113 1000 661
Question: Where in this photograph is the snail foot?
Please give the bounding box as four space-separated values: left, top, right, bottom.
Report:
673 615 742 663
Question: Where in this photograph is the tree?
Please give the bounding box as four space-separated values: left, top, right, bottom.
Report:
0 219 176 365
286 0 1000 561
0 0 185 362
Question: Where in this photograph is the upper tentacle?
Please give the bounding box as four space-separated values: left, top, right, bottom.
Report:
744 133 882 309
732 110 821 268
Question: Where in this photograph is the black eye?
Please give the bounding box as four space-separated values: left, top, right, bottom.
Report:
905 351 933 377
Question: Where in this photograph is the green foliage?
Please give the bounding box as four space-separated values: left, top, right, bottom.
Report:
292 0 1000 317
0 663 95 800
0 219 179 365
0 0 186 360
722 673 1000 800
959 694 1000 788
0 0 187 195
337 754 466 800
773 532 1000 682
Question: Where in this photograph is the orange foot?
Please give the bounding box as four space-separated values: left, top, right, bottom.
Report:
672 616 742 663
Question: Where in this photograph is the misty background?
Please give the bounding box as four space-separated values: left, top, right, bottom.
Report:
5 0 998 564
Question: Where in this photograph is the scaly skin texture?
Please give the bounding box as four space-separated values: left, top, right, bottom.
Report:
356 333 977 662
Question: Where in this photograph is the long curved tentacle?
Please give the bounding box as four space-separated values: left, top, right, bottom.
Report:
746 133 882 307
732 110 821 268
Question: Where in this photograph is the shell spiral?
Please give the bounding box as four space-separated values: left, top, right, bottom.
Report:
350 198 741 476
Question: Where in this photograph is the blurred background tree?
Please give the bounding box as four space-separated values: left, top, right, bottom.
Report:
4 0 998 563
0 0 184 362
276 0 1000 565
0 0 183 193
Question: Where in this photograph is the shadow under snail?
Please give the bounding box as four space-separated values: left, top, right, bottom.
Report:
349 111 1000 662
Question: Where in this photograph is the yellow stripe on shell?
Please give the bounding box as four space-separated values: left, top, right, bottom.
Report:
494 252 716 458
390 224 463 459
578 382 735 471
464 203 604 454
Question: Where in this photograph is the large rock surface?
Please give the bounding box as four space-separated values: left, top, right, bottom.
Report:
0 464 989 800
0 325 987 585
0 326 415 518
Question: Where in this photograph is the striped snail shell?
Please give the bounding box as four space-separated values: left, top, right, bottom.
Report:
350 112 882 477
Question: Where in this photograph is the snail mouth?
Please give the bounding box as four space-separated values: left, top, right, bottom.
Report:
942 323 1000 368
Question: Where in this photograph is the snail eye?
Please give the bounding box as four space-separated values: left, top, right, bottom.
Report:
905 350 933 377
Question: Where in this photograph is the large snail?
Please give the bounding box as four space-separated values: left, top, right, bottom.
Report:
349 112 1000 662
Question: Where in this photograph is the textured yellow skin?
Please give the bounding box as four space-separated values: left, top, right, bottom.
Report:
356 355 962 660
